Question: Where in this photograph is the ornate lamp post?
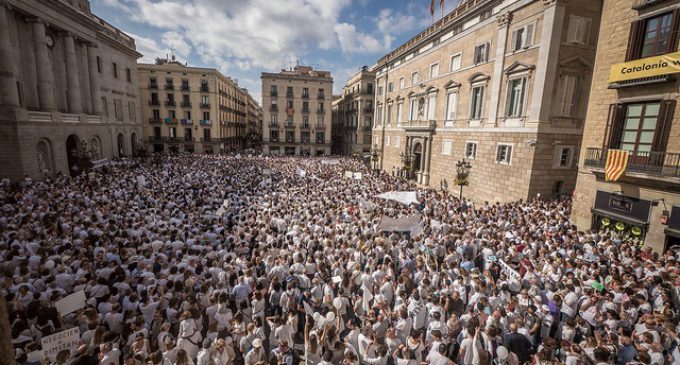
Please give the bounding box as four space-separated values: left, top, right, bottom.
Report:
400 150 415 180
371 144 382 171
454 159 472 200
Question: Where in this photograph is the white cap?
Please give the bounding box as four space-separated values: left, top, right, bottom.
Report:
252 338 262 348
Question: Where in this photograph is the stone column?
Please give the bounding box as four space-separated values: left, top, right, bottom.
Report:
488 12 512 125
0 4 19 106
79 42 92 113
424 136 432 185
88 45 102 114
63 33 82 113
31 19 56 110
420 137 429 185
529 0 565 123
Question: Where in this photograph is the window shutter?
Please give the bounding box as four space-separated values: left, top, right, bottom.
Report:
668 9 680 54
605 103 626 149
652 100 676 152
569 76 581 117
625 20 645 61
525 24 534 47
510 30 518 51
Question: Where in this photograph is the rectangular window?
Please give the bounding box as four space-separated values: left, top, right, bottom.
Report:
496 144 513 164
303 87 309 97
114 99 123 120
430 63 439 79
168 110 176 119
102 96 108 117
427 94 436 120
96 56 102 73
409 99 417 120
398 78 405 89
506 77 527 118
203 112 210 121
470 86 485 120
387 104 392 124
271 114 278 124
201 95 209 104
303 116 309 126
126 68 131 82
628 12 679 61
555 74 580 117
450 53 462 71
112 63 118 78
270 85 277 95
153 109 160 119
317 116 324 126
376 107 382 125
442 139 453 155
365 116 372 128
553 146 574 168
386 135 391 146
411 72 419 85
474 43 489 64
378 85 383 96
619 102 660 154
567 16 591 45
397 102 403 123
465 142 477 159
169 127 176 138
511 23 534 51
270 130 279 141
445 92 458 124
388 82 393 92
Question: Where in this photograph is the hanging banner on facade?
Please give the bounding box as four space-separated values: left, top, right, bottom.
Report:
609 51 680 83
42 327 80 361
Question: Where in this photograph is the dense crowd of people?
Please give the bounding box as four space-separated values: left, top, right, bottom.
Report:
1 154 679 365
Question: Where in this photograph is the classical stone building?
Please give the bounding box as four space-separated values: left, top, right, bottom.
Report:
245 92 263 150
0 0 143 180
572 0 680 252
373 0 602 203
138 58 258 154
331 67 376 156
261 66 333 156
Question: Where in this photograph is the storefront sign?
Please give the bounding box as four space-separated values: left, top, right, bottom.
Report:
609 51 680 83
593 191 651 224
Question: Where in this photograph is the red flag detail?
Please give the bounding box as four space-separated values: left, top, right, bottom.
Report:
430 0 435 16
605 149 629 181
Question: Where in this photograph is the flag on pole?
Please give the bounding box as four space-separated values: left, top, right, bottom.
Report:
440 0 445 18
430 0 435 17
605 149 630 181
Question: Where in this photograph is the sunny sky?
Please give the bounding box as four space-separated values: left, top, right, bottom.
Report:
91 0 463 104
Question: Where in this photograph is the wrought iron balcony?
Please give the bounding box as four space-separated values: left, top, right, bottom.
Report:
148 117 162 124
149 83 158 89
200 103 210 109
317 109 325 115
180 119 193 125
182 85 190 91
201 86 209 92
269 105 279 112
148 100 160 106
181 101 192 107
199 119 212 125
165 84 174 90
284 122 295 129
286 92 294 98
584 148 680 178
164 118 177 124
165 100 176 107
300 123 310 129
270 91 278 97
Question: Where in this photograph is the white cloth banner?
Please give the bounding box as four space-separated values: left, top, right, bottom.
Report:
353 172 362 180
303 301 314 316
375 191 420 206
498 259 521 281
321 159 340 165
344 171 353 179
54 291 86 317
296 167 307 177
42 327 80 361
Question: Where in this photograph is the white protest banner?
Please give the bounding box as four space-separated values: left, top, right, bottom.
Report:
54 291 86 317
322 159 340 165
331 276 342 284
498 259 521 281
296 167 307 177
375 191 420 206
344 171 353 179
42 327 80 361
353 172 362 180
303 301 314 316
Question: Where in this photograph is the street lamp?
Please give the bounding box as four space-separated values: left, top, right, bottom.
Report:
400 150 415 180
454 159 472 200
371 144 382 171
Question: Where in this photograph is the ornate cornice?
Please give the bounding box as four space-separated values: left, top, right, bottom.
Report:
497 12 512 27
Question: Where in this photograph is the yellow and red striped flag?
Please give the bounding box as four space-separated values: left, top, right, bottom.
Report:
605 149 630 181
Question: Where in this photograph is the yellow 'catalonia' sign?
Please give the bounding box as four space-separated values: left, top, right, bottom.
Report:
609 51 680 83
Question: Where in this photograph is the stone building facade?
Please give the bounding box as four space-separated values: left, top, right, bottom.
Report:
245 92 263 150
0 0 143 180
138 59 258 154
261 66 333 156
373 0 602 203
572 0 680 252
331 67 376 156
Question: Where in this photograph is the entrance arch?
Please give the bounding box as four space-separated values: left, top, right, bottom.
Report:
66 134 81 176
131 133 138 155
117 133 125 157
412 142 422 173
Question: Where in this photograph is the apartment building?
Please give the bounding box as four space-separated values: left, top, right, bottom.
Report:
0 0 142 180
139 58 256 154
373 0 602 203
261 65 333 156
245 92 263 150
332 67 376 156
572 0 680 252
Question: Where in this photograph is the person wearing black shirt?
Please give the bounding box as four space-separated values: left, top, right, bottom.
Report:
503 323 533 364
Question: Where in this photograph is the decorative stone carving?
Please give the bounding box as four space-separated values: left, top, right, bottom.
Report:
497 12 512 27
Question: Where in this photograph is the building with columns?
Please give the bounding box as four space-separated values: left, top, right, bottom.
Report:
572 0 680 253
138 58 259 154
261 65 333 156
331 67 376 156
373 0 602 203
0 0 143 180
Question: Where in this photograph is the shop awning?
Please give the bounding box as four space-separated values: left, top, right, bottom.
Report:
665 228 680 239
591 208 649 227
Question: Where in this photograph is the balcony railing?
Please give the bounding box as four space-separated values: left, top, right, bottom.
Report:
270 137 279 142
286 92 294 98
200 103 210 109
183 136 194 142
270 91 278 97
148 136 163 142
269 105 279 112
165 100 176 107
180 119 193 125
269 122 279 128
285 122 295 128
199 119 212 125
149 100 160 106
317 94 325 99
165 84 174 90
181 101 192 107
164 118 177 124
201 86 209 92
584 148 680 178
301 123 310 129
149 83 158 89
302 108 310 114
163 137 179 144
182 85 190 91
149 117 162 124
317 109 325 115
201 137 214 143
316 123 325 129
302 93 309 99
